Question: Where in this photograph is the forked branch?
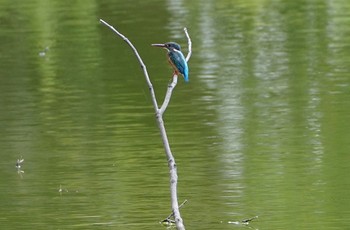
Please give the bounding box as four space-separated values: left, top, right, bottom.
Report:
100 19 192 230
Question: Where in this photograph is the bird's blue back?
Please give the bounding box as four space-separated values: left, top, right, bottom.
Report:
168 50 189 82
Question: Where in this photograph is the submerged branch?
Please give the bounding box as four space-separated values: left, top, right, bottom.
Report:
160 199 188 225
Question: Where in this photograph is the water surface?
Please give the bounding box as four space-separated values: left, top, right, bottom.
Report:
1 0 350 229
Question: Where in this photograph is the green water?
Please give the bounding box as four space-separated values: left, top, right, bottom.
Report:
1 0 350 229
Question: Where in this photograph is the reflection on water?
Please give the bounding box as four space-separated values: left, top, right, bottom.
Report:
1 0 350 230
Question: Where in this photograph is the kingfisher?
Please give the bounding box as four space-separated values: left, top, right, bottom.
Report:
152 42 189 82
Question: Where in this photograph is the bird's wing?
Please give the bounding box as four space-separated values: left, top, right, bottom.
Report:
169 51 188 81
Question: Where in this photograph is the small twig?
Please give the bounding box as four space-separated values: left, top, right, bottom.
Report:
160 200 188 224
178 199 188 209
183 28 192 62
241 216 258 224
228 216 258 226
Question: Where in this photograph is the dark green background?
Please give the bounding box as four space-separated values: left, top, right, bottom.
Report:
1 0 349 229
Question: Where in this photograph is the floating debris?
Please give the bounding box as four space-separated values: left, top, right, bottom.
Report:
160 218 175 226
16 156 24 178
241 216 258 224
228 216 258 226
59 184 69 195
16 157 24 169
39 47 49 57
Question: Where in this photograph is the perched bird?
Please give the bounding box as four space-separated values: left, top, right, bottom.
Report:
152 42 189 82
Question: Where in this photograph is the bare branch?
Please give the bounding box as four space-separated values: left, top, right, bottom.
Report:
184 28 192 62
100 19 191 230
159 76 178 115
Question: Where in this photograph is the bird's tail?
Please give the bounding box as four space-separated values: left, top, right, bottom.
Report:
183 69 189 83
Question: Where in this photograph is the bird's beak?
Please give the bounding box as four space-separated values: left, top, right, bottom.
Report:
151 43 166 48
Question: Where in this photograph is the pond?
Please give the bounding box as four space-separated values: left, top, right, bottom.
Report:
1 0 350 229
